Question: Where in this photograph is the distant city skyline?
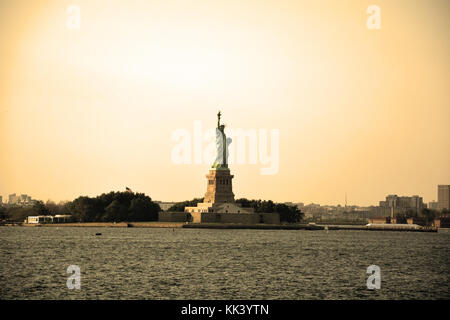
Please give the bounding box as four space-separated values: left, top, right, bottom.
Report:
1 185 448 208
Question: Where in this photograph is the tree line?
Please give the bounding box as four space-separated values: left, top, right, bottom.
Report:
395 208 449 226
235 198 304 223
167 198 304 223
0 192 161 223
0 201 54 222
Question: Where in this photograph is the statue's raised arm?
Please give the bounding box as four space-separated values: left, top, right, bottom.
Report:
217 111 222 128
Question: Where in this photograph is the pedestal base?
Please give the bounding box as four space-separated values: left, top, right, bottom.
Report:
204 169 235 204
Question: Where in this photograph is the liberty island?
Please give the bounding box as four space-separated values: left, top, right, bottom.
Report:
161 112 280 224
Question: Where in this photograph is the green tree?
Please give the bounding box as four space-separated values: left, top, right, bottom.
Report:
104 200 128 222
275 203 304 223
167 198 204 212
128 197 160 221
32 201 50 216
0 206 7 220
236 198 304 223
68 197 98 222
404 209 418 219
6 206 35 222
45 200 69 216
420 208 437 227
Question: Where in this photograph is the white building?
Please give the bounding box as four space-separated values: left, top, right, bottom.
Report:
26 216 53 224
26 215 72 224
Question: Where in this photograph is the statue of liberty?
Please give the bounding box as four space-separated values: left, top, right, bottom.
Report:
212 111 232 169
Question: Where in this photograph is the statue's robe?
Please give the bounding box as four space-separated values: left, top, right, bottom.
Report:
213 128 232 166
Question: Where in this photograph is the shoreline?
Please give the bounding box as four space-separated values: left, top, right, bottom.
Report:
16 222 322 230
1 222 440 232
19 222 186 228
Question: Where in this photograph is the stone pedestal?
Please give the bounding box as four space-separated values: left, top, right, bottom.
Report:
204 169 235 204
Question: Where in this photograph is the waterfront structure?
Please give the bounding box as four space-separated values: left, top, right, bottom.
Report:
53 215 73 223
437 185 450 211
160 112 279 224
26 216 54 224
26 215 72 224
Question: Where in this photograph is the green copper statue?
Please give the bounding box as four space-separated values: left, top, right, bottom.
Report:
212 111 231 169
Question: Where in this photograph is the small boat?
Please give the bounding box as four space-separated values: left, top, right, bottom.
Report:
95 233 102 236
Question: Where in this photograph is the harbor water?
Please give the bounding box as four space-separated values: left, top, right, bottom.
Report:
0 227 449 299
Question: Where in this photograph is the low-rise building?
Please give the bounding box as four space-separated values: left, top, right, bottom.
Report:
26 216 53 224
26 215 72 224
53 215 73 223
155 201 177 211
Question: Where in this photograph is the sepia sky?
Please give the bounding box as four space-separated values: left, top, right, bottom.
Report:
1 0 449 206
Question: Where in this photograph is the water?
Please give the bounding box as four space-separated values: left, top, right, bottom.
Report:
0 227 449 299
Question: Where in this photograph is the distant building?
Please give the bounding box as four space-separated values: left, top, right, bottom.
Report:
379 194 425 216
302 203 327 214
8 193 18 205
155 201 177 211
0 196 2 205
379 194 424 210
438 185 450 211
428 201 439 210
7 193 35 206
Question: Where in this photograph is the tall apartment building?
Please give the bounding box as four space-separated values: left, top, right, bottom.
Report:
7 193 35 206
438 185 450 211
8 193 18 205
428 201 439 210
380 195 424 210
379 194 425 216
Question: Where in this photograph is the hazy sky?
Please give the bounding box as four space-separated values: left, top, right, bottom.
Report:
1 0 449 206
